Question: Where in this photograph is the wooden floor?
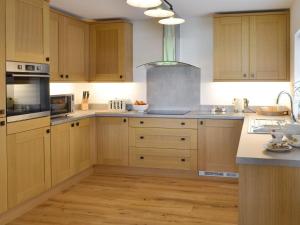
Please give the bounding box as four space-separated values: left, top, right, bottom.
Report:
8 174 238 225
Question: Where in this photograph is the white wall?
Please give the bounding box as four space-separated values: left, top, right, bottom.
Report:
51 16 290 106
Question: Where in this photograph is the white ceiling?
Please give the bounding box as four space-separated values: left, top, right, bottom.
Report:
50 0 293 20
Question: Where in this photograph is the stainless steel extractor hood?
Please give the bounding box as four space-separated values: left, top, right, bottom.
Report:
138 25 199 68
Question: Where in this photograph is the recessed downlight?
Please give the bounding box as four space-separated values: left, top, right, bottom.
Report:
126 0 162 8
159 16 185 25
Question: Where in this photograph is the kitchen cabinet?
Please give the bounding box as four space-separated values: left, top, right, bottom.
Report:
70 118 91 174
0 0 5 118
129 118 198 171
0 119 7 214
214 11 289 81
50 10 89 82
51 123 71 186
90 21 133 82
6 0 50 64
7 126 51 208
97 117 129 166
198 120 243 173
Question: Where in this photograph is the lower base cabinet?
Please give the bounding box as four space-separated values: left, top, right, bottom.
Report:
7 126 51 208
0 119 7 214
198 120 243 173
97 117 129 166
51 118 91 186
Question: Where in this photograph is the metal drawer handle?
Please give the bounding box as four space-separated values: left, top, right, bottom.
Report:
140 121 144 124
181 122 185 125
140 136 144 139
181 137 186 141
181 158 186 162
140 156 144 160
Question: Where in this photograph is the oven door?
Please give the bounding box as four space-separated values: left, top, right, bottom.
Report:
6 73 50 122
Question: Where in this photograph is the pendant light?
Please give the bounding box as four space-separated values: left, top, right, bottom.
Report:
159 15 185 25
144 5 174 18
126 0 162 8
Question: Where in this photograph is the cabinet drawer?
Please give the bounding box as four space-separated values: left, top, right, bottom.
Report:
129 148 197 171
129 128 197 150
129 118 197 129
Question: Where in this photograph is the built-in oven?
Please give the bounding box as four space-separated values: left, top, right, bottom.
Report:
6 61 50 123
50 94 75 118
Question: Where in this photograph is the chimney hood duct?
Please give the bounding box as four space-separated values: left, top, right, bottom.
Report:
138 25 199 68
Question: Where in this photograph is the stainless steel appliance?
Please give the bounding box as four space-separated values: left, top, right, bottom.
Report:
6 61 50 122
50 94 75 118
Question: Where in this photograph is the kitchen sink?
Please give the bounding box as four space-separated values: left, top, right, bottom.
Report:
248 119 288 134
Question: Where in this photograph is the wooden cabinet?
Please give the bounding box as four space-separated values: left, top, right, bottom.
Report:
70 119 91 174
129 118 198 171
198 120 243 173
90 21 133 82
7 126 51 208
50 10 89 82
51 118 91 186
0 0 5 117
51 123 71 186
214 11 289 81
0 119 7 214
6 0 50 64
97 117 129 166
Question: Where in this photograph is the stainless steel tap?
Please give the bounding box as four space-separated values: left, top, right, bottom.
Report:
276 91 297 122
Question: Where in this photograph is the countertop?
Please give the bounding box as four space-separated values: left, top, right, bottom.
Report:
236 114 300 168
51 110 300 168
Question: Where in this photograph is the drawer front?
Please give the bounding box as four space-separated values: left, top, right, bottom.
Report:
129 128 197 150
129 148 197 170
129 118 197 129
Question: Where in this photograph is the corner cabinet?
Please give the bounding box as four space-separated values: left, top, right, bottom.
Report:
198 120 243 173
214 11 289 81
97 117 129 166
50 10 89 82
90 21 133 82
6 0 50 64
0 119 7 214
7 126 51 208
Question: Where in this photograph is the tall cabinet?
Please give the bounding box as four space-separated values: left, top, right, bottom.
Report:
50 10 89 82
214 11 289 81
6 0 50 64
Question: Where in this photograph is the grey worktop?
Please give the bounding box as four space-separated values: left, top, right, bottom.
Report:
50 109 245 126
51 110 300 168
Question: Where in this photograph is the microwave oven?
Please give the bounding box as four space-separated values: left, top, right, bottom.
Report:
50 94 74 118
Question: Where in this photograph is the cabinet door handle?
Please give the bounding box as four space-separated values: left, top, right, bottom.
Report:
200 121 204 125
181 158 186 162
46 57 50 62
60 74 64 78
76 122 80 126
123 118 127 123
181 137 186 141
46 129 50 134
0 109 5 115
0 121 5 126
120 75 123 79
140 136 144 139
181 122 185 126
140 121 144 124
65 74 69 79
140 156 144 160
250 74 255 78
243 74 247 78
71 123 75 127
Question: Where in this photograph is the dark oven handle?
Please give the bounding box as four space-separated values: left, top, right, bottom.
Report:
10 73 50 78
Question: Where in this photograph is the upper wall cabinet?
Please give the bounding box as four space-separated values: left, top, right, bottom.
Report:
214 11 289 81
50 11 89 82
6 0 50 64
90 21 133 82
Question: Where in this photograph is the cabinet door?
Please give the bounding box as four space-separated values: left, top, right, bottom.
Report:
60 16 89 81
250 14 289 80
0 119 7 214
214 16 249 80
198 120 242 173
90 22 133 82
0 0 5 117
70 119 91 174
97 117 129 166
6 0 50 64
7 127 51 208
51 123 71 186
50 11 60 81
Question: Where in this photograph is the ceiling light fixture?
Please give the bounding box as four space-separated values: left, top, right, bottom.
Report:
144 6 174 18
126 0 162 8
159 15 185 25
